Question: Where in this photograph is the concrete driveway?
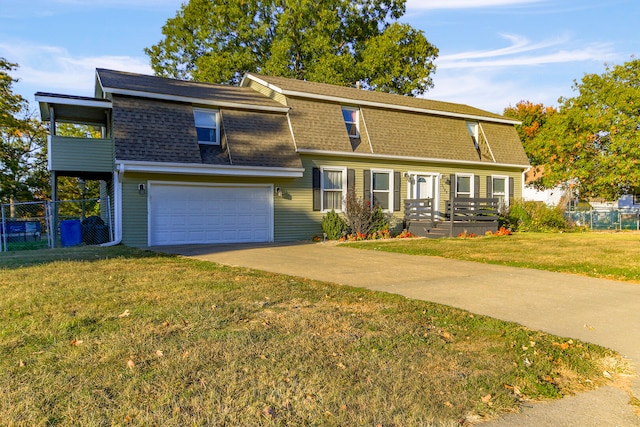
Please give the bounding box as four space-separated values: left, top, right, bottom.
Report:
157 241 640 426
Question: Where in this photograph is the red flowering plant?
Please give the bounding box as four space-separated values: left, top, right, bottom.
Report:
395 229 416 239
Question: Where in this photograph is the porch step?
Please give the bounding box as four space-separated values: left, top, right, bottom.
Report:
406 221 451 238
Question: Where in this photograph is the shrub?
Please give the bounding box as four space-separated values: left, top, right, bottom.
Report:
321 209 347 240
501 200 570 232
344 190 375 236
371 206 390 234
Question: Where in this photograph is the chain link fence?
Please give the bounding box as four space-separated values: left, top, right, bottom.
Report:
566 208 640 231
1 197 113 252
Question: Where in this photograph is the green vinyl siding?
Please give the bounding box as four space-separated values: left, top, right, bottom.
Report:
119 159 524 246
49 136 114 173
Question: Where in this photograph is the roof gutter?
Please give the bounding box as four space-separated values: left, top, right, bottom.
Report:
117 160 304 178
296 148 530 170
100 86 290 113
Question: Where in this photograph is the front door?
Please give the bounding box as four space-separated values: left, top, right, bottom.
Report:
409 173 440 219
416 175 434 199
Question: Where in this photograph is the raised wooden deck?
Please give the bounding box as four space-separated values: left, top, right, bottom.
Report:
404 197 500 238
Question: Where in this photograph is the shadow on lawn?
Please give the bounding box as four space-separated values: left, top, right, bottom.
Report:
0 244 169 269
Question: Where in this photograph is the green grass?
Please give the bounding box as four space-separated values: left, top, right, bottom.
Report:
345 232 640 283
0 246 630 426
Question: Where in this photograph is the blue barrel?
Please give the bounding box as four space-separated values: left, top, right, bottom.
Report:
60 220 82 247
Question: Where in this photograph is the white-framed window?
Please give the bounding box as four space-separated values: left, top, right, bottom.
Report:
455 174 473 198
341 106 360 138
321 167 347 212
371 169 393 211
491 175 509 208
633 192 640 205
193 108 220 145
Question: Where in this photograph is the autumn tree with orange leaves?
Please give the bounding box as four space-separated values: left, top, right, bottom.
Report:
503 100 557 168
505 59 640 200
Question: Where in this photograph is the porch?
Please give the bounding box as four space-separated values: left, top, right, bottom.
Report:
404 197 500 238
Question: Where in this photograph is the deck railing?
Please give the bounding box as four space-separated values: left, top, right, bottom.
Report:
403 198 436 222
446 198 500 222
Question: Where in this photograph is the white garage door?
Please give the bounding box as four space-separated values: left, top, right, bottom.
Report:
149 183 273 245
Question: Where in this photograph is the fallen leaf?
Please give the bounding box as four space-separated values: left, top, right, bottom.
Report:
262 406 275 419
19 359 25 367
155 350 164 357
442 331 453 341
336 362 346 370
443 401 453 408
127 359 135 370
481 394 492 404
524 357 532 367
70 338 83 346
560 342 570 350
118 309 131 318
603 370 612 379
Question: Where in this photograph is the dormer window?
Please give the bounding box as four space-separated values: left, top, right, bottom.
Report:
341 107 360 138
466 121 479 152
194 108 220 145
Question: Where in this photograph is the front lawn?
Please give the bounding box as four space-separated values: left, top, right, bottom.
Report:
0 246 630 426
345 232 640 283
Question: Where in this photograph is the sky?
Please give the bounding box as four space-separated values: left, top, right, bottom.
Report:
0 0 637 114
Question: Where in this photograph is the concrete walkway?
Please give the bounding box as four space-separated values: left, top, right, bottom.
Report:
157 242 640 426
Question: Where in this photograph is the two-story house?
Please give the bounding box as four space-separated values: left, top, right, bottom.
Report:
36 69 529 247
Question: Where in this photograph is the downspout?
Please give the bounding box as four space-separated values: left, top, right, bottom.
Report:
100 163 123 246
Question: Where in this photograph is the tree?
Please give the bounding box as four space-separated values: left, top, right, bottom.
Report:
529 59 640 200
503 101 557 167
0 59 25 130
0 59 49 204
145 0 438 96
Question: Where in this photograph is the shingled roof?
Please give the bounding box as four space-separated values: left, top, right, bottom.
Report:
96 69 287 111
99 69 300 170
242 73 529 166
98 69 527 169
243 73 516 123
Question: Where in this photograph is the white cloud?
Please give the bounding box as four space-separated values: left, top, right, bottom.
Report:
0 40 151 101
436 34 616 69
407 0 546 10
423 33 618 113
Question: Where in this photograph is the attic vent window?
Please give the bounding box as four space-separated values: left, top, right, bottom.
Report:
341 107 360 138
194 108 220 145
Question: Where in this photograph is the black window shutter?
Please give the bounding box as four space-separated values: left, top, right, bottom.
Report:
474 175 480 198
509 177 515 198
486 176 493 198
347 169 355 194
394 171 401 211
364 170 371 203
312 167 321 211
450 174 456 199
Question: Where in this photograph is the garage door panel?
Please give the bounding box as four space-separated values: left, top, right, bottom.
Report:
149 184 273 245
